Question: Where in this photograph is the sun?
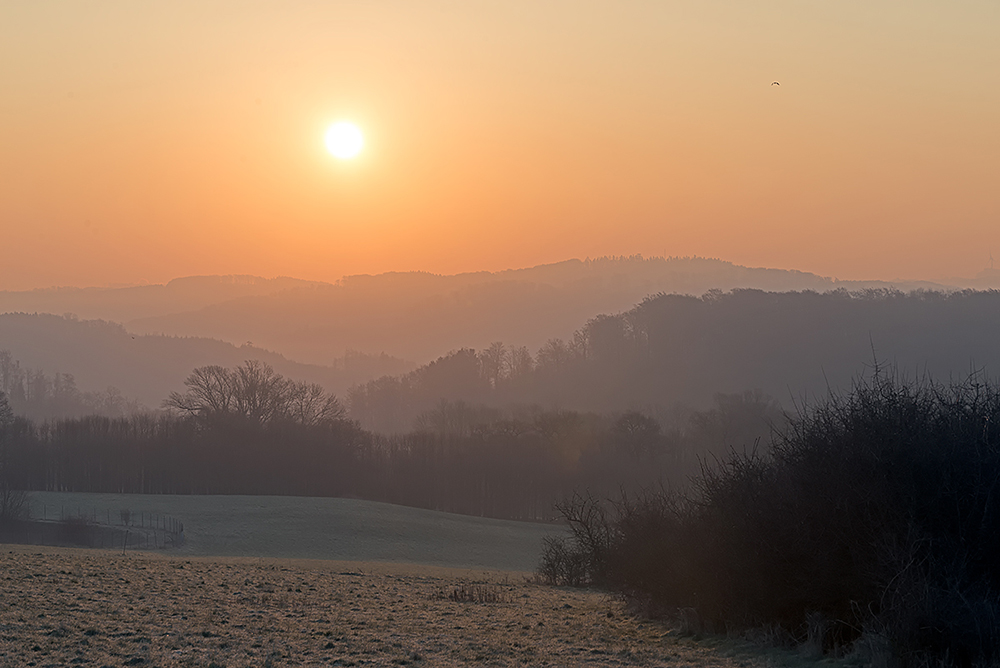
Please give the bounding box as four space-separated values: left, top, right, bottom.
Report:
325 121 364 159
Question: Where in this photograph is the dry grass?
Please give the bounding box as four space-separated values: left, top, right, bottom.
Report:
0 544 796 667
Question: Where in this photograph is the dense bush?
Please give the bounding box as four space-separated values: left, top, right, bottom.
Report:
543 371 1000 667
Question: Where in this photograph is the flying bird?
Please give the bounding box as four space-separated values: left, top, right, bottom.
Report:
771 81 780 86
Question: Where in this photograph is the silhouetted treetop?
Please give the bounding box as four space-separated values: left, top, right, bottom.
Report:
0 392 12 429
165 360 345 427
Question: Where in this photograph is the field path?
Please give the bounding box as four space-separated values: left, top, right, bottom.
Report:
1 546 769 667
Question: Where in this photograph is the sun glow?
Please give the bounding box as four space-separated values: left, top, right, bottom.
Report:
325 122 364 159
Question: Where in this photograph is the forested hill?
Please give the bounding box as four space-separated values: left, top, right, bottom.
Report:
125 256 953 365
349 288 1000 433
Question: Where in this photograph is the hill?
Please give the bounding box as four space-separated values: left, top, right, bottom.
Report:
125 256 953 364
0 313 412 409
0 258 972 414
0 275 325 323
348 288 1000 432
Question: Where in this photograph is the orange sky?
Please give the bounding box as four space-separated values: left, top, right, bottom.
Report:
2 1 998 290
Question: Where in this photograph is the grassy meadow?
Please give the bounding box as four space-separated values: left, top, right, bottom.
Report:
23 491 564 572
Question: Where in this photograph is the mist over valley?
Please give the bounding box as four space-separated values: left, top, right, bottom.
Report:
2 256 998 427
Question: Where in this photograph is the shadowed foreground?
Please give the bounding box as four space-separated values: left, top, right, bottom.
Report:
1 547 776 668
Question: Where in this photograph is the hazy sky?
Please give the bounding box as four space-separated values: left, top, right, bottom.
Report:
2 1 998 290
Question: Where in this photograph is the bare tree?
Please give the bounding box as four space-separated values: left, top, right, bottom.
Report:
287 381 346 425
0 391 12 427
508 345 534 379
165 365 235 419
0 391 27 524
165 361 344 426
229 360 292 425
479 341 509 388
536 338 571 372
0 350 19 395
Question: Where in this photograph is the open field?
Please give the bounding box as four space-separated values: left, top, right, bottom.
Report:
6 495 859 667
0 546 836 668
24 492 562 572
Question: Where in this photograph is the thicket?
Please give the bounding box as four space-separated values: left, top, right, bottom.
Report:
542 371 1000 667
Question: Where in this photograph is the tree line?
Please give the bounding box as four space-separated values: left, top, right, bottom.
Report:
0 360 782 521
0 349 142 421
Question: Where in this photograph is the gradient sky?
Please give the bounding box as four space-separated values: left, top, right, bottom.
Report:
2 1 998 290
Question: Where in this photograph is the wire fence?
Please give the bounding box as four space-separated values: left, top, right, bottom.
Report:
0 505 185 551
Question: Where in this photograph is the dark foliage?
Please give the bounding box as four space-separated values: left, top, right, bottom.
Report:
537 535 589 587
2 350 781 519
0 401 738 521
546 371 1000 667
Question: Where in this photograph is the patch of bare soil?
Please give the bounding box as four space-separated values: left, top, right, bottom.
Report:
0 545 762 667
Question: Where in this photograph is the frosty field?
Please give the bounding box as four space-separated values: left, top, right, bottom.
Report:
1 495 843 667
0 546 778 667
24 492 561 572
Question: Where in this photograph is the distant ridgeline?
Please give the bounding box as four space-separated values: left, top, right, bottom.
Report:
121 257 958 366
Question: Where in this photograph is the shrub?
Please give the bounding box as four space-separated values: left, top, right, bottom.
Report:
446 583 506 604
537 535 589 587
547 370 1000 666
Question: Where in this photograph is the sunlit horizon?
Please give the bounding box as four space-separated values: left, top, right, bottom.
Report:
2 1 998 291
